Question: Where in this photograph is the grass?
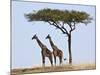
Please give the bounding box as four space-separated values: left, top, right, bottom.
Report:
11 63 96 75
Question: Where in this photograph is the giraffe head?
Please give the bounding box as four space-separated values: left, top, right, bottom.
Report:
32 34 37 40
45 34 51 39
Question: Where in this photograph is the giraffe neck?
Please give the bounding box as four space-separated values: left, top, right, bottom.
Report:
48 38 55 47
48 38 59 51
36 38 45 49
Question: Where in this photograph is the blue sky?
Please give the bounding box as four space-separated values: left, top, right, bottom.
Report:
12 1 96 68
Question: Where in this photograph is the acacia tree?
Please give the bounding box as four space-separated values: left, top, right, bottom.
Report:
25 8 92 64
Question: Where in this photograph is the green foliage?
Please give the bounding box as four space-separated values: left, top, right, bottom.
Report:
25 8 92 24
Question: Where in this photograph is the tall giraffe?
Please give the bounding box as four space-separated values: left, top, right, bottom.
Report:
46 34 63 65
32 34 53 67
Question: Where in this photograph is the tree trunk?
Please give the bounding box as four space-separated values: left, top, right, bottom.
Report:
68 33 72 64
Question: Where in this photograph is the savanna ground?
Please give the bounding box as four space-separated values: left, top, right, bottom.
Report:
11 63 96 75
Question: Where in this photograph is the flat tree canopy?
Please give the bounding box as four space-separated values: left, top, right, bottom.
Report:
25 8 92 25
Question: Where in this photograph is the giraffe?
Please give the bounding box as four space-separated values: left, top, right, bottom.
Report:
32 34 53 67
46 34 63 66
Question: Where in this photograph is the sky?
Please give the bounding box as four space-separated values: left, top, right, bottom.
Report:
12 1 96 68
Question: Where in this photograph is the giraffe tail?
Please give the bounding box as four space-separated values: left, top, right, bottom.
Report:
64 58 67 61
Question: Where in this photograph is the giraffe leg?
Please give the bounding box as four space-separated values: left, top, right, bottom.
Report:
54 56 56 66
59 56 62 65
42 55 45 67
49 56 53 67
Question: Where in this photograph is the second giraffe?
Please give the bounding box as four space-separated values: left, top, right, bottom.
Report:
46 34 63 66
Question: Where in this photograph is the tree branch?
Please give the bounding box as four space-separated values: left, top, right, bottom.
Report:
61 22 69 35
68 22 76 33
71 22 76 31
47 21 67 34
